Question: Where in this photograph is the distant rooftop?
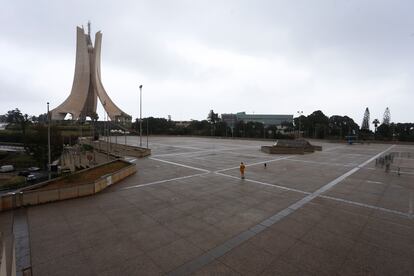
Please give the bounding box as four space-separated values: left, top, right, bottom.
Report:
222 112 293 126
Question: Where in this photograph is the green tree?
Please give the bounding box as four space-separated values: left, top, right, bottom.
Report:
377 123 393 140
372 118 380 136
5 108 31 141
306 110 329 138
207 110 220 136
207 110 219 124
329 115 359 138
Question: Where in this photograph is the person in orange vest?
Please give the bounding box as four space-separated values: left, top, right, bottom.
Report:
240 162 245 179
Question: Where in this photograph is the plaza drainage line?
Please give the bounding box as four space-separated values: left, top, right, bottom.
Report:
319 195 412 219
167 145 395 276
121 172 210 190
214 156 293 173
286 158 355 168
215 172 310 195
149 157 210 173
13 208 31 276
152 145 261 158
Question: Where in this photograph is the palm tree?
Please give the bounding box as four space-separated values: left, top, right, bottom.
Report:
372 119 380 137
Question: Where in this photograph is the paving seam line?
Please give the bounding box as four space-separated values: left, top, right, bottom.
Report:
214 172 310 195
121 172 210 190
13 208 31 276
215 156 293 173
167 145 395 276
286 158 354 168
319 195 411 218
149 157 210 173
150 143 204 150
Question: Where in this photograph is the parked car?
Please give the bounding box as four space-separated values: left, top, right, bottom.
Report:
26 174 37 181
18 171 30 176
28 167 40 172
0 165 14 173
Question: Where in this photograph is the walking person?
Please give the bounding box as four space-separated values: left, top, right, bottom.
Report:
240 162 245 179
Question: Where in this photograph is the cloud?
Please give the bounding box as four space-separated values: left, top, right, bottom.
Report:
0 0 413 123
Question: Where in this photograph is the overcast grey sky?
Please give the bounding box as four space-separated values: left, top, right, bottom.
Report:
1 0 413 125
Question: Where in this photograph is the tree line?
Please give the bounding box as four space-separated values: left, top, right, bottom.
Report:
2 108 414 142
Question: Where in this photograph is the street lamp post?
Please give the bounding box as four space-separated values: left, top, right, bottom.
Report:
263 122 266 139
146 118 149 148
103 101 109 161
140 85 143 147
139 85 143 147
47 102 51 180
297 111 303 138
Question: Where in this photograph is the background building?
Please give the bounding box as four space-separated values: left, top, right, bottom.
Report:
221 112 293 128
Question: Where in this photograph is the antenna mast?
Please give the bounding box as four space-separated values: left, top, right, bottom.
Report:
87 21 91 37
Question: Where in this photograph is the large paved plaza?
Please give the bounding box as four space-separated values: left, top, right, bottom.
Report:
3 136 414 275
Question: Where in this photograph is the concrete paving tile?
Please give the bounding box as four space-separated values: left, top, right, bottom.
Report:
74 225 121 249
340 241 414 276
338 190 382 207
134 197 172 213
299 227 355 258
365 216 414 241
325 207 371 227
288 207 328 227
238 207 271 223
94 254 164 276
130 224 181 251
358 226 414 257
281 240 346 275
58 204 103 221
327 200 374 217
248 228 299 257
371 209 414 228
148 238 204 273
27 203 64 219
185 225 231 251
146 206 189 224
269 217 315 239
314 216 365 241
214 214 259 237
377 194 410 213
30 233 81 266
192 207 232 225
118 189 159 202
84 235 144 271
215 201 251 216
23 138 414 275
65 212 114 233
31 251 93 276
234 195 265 207
260 258 315 276
171 200 211 213
27 211 66 230
193 260 241 275
256 196 299 214
102 205 143 222
218 241 275 275
252 189 279 201
164 215 213 237
28 220 73 244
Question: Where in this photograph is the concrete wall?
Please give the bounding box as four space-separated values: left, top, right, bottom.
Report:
261 146 305 154
0 162 136 212
0 233 16 276
91 139 151 158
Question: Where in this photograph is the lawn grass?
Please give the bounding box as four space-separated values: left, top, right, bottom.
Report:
33 160 130 190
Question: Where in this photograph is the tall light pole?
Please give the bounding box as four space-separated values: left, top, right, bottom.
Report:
103 101 109 161
47 102 51 180
297 111 303 138
139 84 143 147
